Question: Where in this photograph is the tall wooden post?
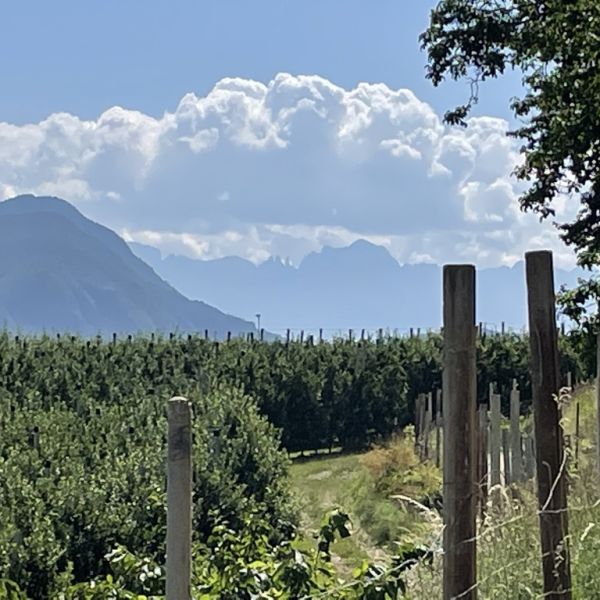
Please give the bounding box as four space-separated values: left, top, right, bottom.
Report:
525 250 571 599
166 397 193 600
510 381 522 483
443 265 477 600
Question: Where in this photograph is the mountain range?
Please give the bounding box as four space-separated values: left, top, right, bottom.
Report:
130 239 583 334
0 195 255 336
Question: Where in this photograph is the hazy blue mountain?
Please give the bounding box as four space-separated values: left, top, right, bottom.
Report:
130 240 582 334
0 195 255 336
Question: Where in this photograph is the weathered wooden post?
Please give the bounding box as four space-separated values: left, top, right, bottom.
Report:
443 265 477 600
510 381 522 483
525 250 571 599
166 397 193 600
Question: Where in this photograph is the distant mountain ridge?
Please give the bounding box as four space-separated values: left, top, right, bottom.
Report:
0 195 255 336
130 240 582 333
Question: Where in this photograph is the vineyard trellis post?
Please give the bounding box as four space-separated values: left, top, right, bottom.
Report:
596 329 600 476
510 381 522 483
478 403 488 518
489 386 501 488
501 429 511 485
435 388 442 468
166 397 193 600
525 250 571 599
442 264 477 600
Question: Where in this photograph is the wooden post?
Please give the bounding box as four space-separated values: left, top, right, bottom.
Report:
525 250 571 598
490 390 501 488
502 429 511 486
510 381 522 483
435 389 443 469
524 435 535 480
443 265 477 600
478 404 489 518
575 399 580 469
596 330 600 476
166 397 192 600
424 392 433 460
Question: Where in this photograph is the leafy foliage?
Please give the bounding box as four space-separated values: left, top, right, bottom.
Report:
0 331 590 595
421 0 600 313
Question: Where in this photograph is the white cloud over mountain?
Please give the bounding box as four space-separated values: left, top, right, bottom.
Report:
0 73 574 267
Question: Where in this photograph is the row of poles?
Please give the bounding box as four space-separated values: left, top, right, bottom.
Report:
415 381 540 490
443 251 570 599
163 250 572 599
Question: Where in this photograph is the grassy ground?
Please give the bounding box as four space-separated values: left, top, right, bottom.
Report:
289 436 441 576
289 453 378 574
289 387 600 597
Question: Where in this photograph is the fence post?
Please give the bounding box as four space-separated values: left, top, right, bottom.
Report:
166 397 193 600
596 330 600 476
443 265 477 600
489 387 501 489
502 429 511 486
525 250 571 598
510 381 522 483
435 389 443 469
575 396 580 469
478 404 489 519
524 435 535 480
424 392 433 460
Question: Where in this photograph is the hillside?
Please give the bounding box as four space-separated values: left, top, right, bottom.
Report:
0 195 255 336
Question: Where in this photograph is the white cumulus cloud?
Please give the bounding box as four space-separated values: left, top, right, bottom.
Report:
0 73 574 268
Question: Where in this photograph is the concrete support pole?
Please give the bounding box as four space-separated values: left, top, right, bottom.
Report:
510 381 522 483
526 250 571 599
502 429 511 486
436 389 443 469
424 392 433 460
166 397 193 600
442 265 477 600
490 392 501 488
478 404 488 518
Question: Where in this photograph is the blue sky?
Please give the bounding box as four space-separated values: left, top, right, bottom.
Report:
0 2 570 268
1 0 521 123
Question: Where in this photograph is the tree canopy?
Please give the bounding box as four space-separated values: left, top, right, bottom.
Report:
421 0 600 322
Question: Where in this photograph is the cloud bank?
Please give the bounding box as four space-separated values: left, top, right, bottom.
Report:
0 73 574 267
